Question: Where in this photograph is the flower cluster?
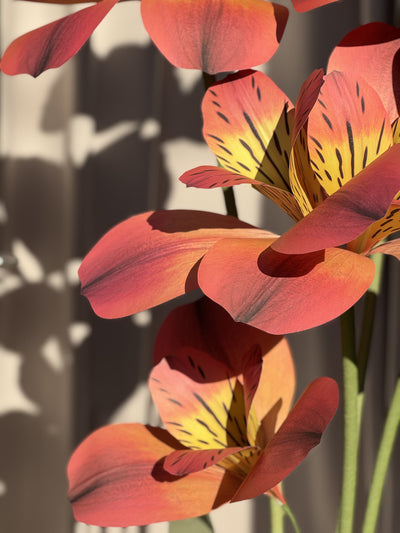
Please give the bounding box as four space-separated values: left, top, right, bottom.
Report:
3 0 400 531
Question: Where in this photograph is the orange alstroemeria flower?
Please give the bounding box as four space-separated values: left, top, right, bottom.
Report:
177 67 400 331
0 0 289 77
0 0 340 78
68 298 339 527
78 208 380 333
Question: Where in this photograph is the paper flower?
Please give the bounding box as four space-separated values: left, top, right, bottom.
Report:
67 298 338 526
0 0 289 77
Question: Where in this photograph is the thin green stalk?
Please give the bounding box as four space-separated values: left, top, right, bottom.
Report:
202 71 239 219
282 504 301 533
362 376 400 533
270 497 284 533
338 307 360 533
357 252 385 392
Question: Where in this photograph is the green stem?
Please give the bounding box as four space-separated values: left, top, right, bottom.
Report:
361 376 400 533
282 504 301 533
357 252 385 392
202 71 239 219
338 307 360 533
270 497 284 533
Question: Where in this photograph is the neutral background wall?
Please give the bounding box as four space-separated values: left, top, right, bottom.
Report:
0 1 399 532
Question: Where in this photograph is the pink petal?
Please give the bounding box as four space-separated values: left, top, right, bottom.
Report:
141 0 288 74
232 377 339 500
68 424 238 527
79 210 269 319
272 144 400 255
328 22 400 123
0 0 119 77
198 237 375 334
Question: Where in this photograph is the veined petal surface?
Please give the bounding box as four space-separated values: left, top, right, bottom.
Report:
289 69 325 215
232 377 339 501
150 354 250 450
307 71 392 196
202 70 294 192
180 166 304 221
141 0 288 74
153 297 295 432
164 446 250 476
68 424 238 527
348 199 400 254
328 22 400 123
79 210 269 318
0 0 119 77
272 145 400 255
198 238 375 334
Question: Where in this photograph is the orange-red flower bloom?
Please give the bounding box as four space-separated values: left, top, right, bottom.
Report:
0 0 341 77
78 67 400 334
0 0 289 77
178 68 400 330
68 298 338 527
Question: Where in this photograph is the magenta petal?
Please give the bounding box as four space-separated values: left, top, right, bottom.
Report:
0 0 119 77
272 145 400 255
232 377 339 500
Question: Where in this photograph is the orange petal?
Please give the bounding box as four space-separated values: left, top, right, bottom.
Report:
252 337 295 442
150 355 249 449
307 71 392 196
350 200 400 254
164 447 246 476
153 296 283 376
141 0 288 74
231 377 339 501
290 69 326 215
79 210 268 318
291 0 338 12
0 0 119 77
68 424 237 526
272 144 400 255
198 237 375 334
180 166 304 221
202 70 294 191
328 22 400 123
